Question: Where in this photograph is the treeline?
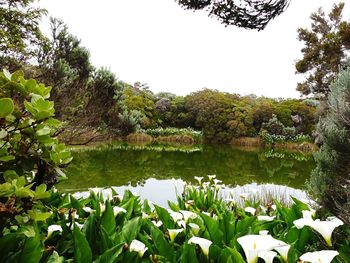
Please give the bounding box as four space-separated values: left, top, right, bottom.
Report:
0 1 316 143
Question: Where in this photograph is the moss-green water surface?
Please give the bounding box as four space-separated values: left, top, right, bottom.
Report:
57 143 315 204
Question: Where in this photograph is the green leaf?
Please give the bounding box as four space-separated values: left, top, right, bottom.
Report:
101 201 117 237
47 251 64 263
121 217 142 244
93 243 124 263
154 204 175 229
150 225 175 262
218 247 245 263
28 210 52 221
19 234 43 263
34 184 51 199
201 213 224 246
3 170 19 181
74 224 93 263
0 98 14 118
0 233 21 261
180 243 199 263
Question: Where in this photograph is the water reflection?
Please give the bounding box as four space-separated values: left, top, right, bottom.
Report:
58 142 315 204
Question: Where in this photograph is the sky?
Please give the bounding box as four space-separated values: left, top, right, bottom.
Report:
38 0 347 98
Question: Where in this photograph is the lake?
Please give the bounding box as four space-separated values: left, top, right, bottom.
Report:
57 142 316 206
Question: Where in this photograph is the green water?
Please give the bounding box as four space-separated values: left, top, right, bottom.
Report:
57 143 315 205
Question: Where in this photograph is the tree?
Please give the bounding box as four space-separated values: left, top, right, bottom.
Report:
310 61 350 224
295 2 350 98
0 0 46 71
176 0 290 30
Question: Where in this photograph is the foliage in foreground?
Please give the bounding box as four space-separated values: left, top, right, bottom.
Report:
0 177 349 263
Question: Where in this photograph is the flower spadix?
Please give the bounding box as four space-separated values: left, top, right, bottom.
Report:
130 240 148 257
299 250 339 263
293 216 343 246
188 236 212 257
168 229 183 242
237 234 287 263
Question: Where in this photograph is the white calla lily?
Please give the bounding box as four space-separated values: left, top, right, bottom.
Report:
240 193 249 200
152 220 163 227
130 240 148 257
170 211 183 222
237 235 287 263
274 245 290 262
89 187 102 196
82 207 94 213
47 225 62 237
113 206 126 217
213 179 222 185
168 229 183 242
257 216 275 221
207 175 216 181
245 207 256 215
177 220 186 229
188 236 212 257
293 216 343 246
258 250 277 263
299 250 339 263
180 210 197 222
189 223 200 235
194 176 204 184
271 204 277 210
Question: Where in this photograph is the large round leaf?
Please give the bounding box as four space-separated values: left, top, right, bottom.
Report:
0 98 14 118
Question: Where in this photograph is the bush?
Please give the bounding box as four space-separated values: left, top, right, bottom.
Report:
310 62 350 224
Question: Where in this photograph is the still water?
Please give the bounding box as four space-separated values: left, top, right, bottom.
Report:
57 143 316 206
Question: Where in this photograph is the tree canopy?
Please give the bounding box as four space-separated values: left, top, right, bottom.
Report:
176 0 290 30
296 2 350 98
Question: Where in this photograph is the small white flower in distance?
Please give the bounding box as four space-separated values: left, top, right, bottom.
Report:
130 240 148 257
47 225 62 237
177 220 186 229
207 175 216 181
180 210 197 222
194 176 204 184
113 206 127 217
189 223 200 235
257 215 275 222
170 211 183 222
152 220 163 228
188 236 212 257
213 179 222 185
259 230 269 235
299 250 339 263
82 207 94 213
168 229 183 242
245 207 256 215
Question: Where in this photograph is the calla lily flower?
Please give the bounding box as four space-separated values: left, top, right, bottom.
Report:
213 179 222 185
240 193 249 200
274 245 290 262
168 229 183 242
47 225 62 237
258 250 277 263
130 240 148 257
100 203 106 214
188 236 212 257
202 182 210 188
180 210 197 222
152 220 163 227
258 215 275 222
293 216 344 246
82 207 94 213
89 187 102 196
237 235 287 263
207 175 216 181
102 188 113 201
271 204 277 210
177 220 186 229
194 176 204 184
189 223 200 235
259 230 269 235
245 207 256 215
170 211 183 222
113 206 126 217
299 250 339 263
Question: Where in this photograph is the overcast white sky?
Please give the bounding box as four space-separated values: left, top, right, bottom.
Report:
39 0 347 98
